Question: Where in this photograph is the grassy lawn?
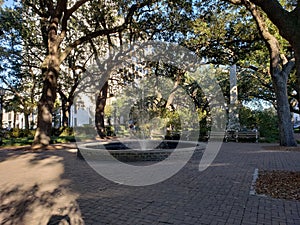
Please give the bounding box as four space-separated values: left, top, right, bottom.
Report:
0 135 77 147
1 137 34 146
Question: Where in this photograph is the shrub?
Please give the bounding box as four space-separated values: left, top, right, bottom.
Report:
60 127 74 136
239 106 279 142
9 128 34 138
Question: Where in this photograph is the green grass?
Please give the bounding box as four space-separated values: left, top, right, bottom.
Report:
0 135 77 147
50 136 76 144
1 137 34 146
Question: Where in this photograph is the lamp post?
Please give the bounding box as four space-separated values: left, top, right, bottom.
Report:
0 87 5 129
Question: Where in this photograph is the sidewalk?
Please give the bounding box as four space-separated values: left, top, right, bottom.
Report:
0 142 299 225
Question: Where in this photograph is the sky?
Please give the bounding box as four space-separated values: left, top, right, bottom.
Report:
3 0 16 7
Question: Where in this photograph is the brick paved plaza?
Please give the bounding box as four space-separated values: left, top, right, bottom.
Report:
0 142 300 225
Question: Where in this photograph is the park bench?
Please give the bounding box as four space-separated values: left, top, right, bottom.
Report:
150 130 165 139
208 130 230 142
235 129 259 143
208 129 259 142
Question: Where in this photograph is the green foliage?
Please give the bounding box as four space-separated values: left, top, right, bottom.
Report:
0 128 34 146
186 1 262 64
51 136 76 144
59 127 74 136
104 105 113 118
2 0 296 146
164 110 181 131
2 137 33 146
0 4 41 126
9 128 34 138
239 106 279 142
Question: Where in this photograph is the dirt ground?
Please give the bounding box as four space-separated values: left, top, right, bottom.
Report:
255 170 300 200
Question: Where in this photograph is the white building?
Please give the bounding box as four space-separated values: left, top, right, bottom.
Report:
2 110 36 130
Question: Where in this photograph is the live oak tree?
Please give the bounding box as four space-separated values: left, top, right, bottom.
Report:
184 2 264 132
187 2 262 64
245 0 300 107
223 0 298 146
58 48 92 129
54 1 112 130
22 0 156 146
0 4 41 130
189 0 297 146
89 0 195 138
9 0 297 146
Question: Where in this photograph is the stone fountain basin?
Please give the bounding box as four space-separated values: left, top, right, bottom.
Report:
77 140 204 162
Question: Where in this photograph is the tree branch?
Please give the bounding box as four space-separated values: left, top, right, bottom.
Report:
283 58 296 75
0 77 25 104
60 0 89 40
66 0 90 17
45 0 54 14
56 0 68 43
242 0 284 77
249 0 290 24
23 0 45 17
225 0 295 43
59 1 153 63
226 0 242 4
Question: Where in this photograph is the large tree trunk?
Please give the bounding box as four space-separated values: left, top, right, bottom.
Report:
95 81 108 138
272 72 296 146
33 14 61 147
59 90 74 128
166 73 181 109
244 0 297 146
62 104 71 128
61 99 71 127
33 68 58 146
24 112 29 131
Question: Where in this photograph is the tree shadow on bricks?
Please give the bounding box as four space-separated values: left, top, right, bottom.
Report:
0 150 84 225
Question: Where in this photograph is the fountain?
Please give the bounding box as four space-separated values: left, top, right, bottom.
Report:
77 139 205 162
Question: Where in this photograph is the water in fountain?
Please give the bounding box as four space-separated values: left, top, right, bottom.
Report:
138 132 153 150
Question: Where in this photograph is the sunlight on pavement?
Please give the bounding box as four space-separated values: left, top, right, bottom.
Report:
0 152 84 225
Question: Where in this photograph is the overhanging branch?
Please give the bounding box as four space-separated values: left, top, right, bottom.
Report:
59 1 153 63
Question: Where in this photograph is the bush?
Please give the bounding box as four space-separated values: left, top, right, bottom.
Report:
59 127 74 136
239 106 279 142
51 136 76 144
9 128 34 138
